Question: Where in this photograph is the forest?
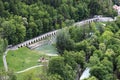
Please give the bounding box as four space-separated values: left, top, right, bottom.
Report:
0 0 120 80
55 17 120 80
0 0 117 45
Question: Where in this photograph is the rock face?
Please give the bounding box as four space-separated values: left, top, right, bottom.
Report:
80 68 90 80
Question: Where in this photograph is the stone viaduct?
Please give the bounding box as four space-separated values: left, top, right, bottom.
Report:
11 17 114 49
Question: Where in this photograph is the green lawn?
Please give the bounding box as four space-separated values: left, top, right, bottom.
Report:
1 45 58 80
16 67 43 80
7 47 47 72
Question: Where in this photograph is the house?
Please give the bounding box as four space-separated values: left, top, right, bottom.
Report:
113 5 120 16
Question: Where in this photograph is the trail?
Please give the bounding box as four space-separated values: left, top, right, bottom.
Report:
16 65 43 74
3 49 9 72
3 48 18 72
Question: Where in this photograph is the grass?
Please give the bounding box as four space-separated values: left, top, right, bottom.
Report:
16 67 43 80
7 47 47 72
0 44 58 80
0 55 4 70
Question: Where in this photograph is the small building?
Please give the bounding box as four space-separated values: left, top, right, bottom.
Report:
113 5 120 16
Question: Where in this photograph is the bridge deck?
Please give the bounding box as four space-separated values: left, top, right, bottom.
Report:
10 17 114 49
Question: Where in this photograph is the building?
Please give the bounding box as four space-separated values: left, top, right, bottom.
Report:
113 5 120 16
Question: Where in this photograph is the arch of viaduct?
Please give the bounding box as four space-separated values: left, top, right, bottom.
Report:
12 17 114 49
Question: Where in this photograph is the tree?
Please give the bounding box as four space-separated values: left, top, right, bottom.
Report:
88 0 102 15
23 71 34 80
58 4 70 19
115 30 120 39
0 37 7 55
116 55 120 78
88 55 100 67
48 74 63 80
115 17 120 28
56 29 74 54
0 70 17 80
63 51 77 69
90 64 109 80
48 56 65 76
103 74 116 80
0 0 5 17
1 16 26 45
105 49 115 59
84 76 98 80
76 3 89 21
63 64 76 80
99 43 106 53
101 57 113 73
100 30 113 44
74 51 85 68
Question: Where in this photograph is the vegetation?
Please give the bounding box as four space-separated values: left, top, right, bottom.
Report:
6 47 48 71
0 0 120 80
0 37 7 55
55 17 120 79
0 0 117 45
16 67 43 80
0 37 7 70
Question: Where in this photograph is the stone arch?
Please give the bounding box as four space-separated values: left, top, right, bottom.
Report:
41 37 43 40
34 40 36 43
36 38 39 42
44 35 47 38
23 44 26 46
53 32 56 35
26 42 29 46
39 38 41 41
88 20 90 23
92 19 94 22
47 34 49 37
31 40 34 44
87 20 88 23
35 39 37 42
21 44 23 47
18 45 21 48
28 42 31 45
43 36 45 39
52 32 54 35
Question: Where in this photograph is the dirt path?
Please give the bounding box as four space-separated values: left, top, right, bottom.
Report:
16 65 43 74
3 49 9 72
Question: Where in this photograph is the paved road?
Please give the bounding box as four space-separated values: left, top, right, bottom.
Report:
16 65 43 74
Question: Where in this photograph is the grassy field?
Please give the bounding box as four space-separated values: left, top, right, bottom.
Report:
0 45 58 80
7 47 47 72
16 67 43 80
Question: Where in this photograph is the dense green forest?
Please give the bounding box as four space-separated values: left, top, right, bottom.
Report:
55 17 120 80
0 0 120 80
0 0 117 45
